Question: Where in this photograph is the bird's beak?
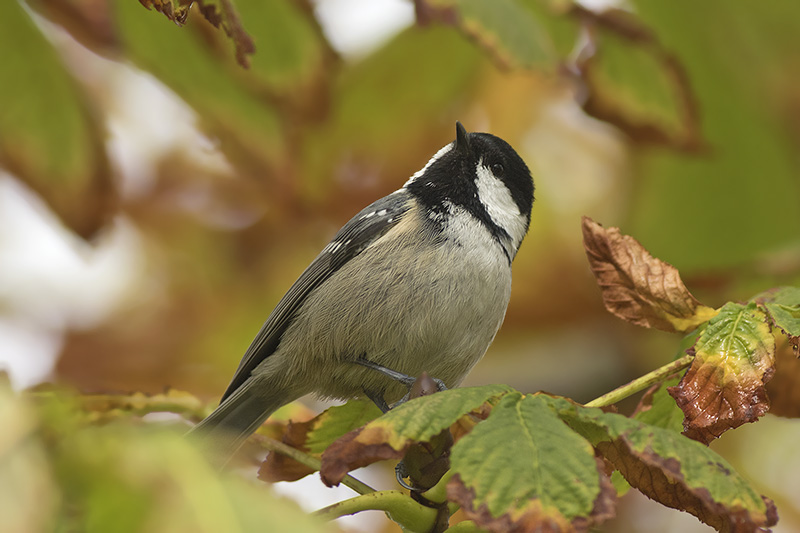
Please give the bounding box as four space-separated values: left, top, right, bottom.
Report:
455 121 471 156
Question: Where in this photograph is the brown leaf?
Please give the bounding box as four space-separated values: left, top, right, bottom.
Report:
450 403 492 443
195 0 255 68
257 419 316 483
448 474 573 533
668 303 776 444
319 425 407 487
138 0 192 26
581 217 717 333
595 437 777 532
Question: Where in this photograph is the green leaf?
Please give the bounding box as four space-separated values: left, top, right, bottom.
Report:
233 0 325 92
4 386 333 533
447 393 614 531
632 377 684 434
519 0 580 59
421 0 557 69
0 0 113 237
609 470 630 497
668 302 776 444
118 0 285 171
557 402 778 532
305 399 382 455
760 286 800 352
578 10 703 151
368 384 512 448
627 1 800 271
319 385 512 486
138 0 255 68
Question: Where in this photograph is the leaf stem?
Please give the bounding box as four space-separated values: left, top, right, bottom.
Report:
314 490 438 531
584 354 693 408
257 436 375 495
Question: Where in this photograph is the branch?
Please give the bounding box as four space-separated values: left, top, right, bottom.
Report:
584 354 693 408
314 490 439 531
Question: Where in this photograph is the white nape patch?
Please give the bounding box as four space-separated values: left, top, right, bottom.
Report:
474 162 528 249
403 143 454 186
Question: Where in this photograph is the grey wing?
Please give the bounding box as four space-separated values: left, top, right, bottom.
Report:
219 189 414 402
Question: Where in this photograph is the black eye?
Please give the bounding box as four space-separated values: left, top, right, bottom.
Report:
491 163 505 177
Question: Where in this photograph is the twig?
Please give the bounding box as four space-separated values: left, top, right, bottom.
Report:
584 354 693 408
257 436 375 495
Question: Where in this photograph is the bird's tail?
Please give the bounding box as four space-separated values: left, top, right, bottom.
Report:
187 379 289 463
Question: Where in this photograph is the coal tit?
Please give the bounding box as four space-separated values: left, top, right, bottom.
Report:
190 122 535 458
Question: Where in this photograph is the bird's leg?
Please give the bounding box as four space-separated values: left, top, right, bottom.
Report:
355 355 448 401
356 355 449 493
361 384 415 489
362 388 391 414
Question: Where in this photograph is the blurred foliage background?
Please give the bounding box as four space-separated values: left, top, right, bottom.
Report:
1 0 800 531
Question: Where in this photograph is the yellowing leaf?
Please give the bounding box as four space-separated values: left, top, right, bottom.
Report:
668 302 776 444
582 217 717 333
759 286 800 356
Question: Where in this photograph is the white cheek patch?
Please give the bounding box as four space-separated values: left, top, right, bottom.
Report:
441 202 509 264
474 163 528 249
404 143 454 186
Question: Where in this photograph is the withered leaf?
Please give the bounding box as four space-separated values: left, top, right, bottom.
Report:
320 424 405 487
258 399 381 483
257 418 316 483
138 0 192 26
582 217 717 333
594 437 777 532
668 302 776 444
448 475 574 533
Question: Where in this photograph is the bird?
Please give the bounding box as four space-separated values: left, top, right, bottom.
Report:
189 122 535 460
